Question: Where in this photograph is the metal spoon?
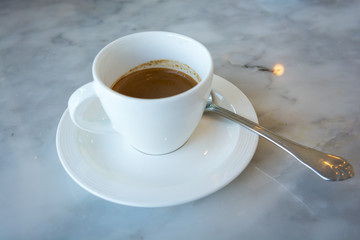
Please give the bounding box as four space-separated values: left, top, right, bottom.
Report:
205 91 354 181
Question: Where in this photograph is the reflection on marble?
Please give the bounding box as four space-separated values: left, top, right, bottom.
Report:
1 0 359 239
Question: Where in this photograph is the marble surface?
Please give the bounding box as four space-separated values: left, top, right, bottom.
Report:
1 0 359 239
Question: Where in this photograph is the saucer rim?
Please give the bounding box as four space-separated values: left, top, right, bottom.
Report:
56 74 259 207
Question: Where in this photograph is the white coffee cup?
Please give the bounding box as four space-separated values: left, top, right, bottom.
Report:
68 31 213 154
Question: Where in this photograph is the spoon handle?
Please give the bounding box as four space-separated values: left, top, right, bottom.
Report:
206 103 354 181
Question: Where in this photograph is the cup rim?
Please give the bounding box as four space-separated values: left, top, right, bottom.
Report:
92 31 213 102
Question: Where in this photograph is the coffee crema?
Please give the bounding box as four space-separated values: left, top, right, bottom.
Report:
111 62 198 99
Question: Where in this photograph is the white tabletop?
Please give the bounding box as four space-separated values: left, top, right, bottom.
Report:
1 0 359 239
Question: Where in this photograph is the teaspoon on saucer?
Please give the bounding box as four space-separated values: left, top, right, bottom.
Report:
205 91 354 181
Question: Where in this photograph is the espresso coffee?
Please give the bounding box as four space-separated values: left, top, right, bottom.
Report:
111 63 198 99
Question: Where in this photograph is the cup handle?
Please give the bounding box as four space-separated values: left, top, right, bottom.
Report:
68 82 113 134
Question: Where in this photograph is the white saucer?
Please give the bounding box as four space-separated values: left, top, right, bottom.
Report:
56 75 259 207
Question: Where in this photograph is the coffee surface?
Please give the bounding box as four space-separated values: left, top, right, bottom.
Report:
111 68 198 99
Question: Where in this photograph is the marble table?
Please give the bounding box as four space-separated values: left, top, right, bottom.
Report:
1 0 359 239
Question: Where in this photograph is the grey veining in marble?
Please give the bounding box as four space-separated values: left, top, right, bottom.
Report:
1 0 359 239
